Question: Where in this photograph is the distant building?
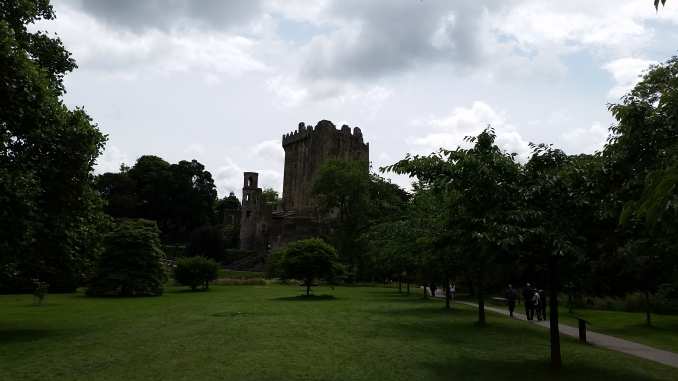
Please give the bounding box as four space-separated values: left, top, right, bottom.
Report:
234 120 369 251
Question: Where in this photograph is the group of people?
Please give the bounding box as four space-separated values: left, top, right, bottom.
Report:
428 282 456 299
504 283 547 322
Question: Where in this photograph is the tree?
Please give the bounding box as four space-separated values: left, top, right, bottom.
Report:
216 191 241 224
617 57 678 227
173 256 220 290
310 159 372 281
95 171 138 218
86 220 167 296
186 226 226 263
385 127 523 324
262 188 281 203
128 155 172 226
169 160 218 231
0 0 110 292
655 0 668 11
280 238 346 296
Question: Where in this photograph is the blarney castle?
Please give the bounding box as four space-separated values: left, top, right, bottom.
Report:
223 120 369 266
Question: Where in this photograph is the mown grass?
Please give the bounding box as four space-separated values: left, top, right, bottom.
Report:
454 293 678 353
1 286 677 381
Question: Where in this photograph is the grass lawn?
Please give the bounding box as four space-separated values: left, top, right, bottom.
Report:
1 286 677 381
454 293 678 354
217 270 265 279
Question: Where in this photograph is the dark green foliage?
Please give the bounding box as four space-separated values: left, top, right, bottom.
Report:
262 188 281 203
95 155 219 241
95 171 138 218
0 0 110 293
310 159 409 282
187 226 226 262
223 224 240 250
280 238 346 296
264 247 286 279
173 256 220 290
86 220 167 297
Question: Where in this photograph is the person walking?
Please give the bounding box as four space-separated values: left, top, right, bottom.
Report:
450 284 456 300
538 289 547 320
533 288 541 321
429 281 437 297
522 283 535 322
505 284 517 317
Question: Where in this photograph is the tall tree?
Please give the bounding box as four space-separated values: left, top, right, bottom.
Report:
385 127 523 324
310 159 372 282
0 0 109 292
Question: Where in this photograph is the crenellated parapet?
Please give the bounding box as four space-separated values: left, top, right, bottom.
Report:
282 120 365 147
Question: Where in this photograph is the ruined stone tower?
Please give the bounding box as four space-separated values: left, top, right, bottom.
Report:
282 120 369 216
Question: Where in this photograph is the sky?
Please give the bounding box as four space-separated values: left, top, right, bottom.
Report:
33 0 678 198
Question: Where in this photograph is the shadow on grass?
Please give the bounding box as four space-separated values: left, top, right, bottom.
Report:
0 329 51 344
422 357 666 381
273 294 338 301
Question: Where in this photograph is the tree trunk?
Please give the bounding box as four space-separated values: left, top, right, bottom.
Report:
644 278 652 326
568 291 572 314
399 272 402 293
548 256 562 368
406 272 410 295
445 271 450 309
306 277 311 297
477 269 485 324
423 281 428 299
467 276 475 297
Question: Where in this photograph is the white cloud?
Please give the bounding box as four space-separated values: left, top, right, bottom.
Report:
548 109 571 125
94 146 132 174
559 122 608 154
33 3 273 82
251 140 285 163
408 101 531 162
602 58 657 99
183 143 206 156
214 156 283 198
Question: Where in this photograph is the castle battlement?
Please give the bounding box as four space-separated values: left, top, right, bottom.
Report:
282 120 364 147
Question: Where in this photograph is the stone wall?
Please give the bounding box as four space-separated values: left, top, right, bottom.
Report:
281 120 369 216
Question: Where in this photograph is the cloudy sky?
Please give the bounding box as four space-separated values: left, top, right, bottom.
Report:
35 0 678 197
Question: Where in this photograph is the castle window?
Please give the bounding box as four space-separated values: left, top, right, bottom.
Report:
247 177 253 187
246 194 251 201
246 211 251 217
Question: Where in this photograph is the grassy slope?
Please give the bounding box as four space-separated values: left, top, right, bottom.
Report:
455 293 678 353
0 286 676 381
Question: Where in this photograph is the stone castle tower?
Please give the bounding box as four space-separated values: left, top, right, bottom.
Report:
282 120 369 216
237 120 369 251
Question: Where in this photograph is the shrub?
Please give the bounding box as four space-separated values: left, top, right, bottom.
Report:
87 219 167 297
264 247 286 279
186 226 226 262
174 256 220 290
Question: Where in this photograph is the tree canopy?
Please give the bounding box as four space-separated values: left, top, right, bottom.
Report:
0 0 109 293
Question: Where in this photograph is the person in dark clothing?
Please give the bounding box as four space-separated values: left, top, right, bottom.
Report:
522 283 535 322
505 284 517 317
538 289 547 320
429 281 437 297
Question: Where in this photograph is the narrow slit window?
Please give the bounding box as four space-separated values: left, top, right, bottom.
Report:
246 211 251 217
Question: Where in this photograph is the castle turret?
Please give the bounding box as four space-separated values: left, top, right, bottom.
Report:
281 120 369 216
240 172 260 250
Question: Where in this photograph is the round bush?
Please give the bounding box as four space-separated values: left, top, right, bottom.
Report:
86 219 167 297
174 256 220 290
